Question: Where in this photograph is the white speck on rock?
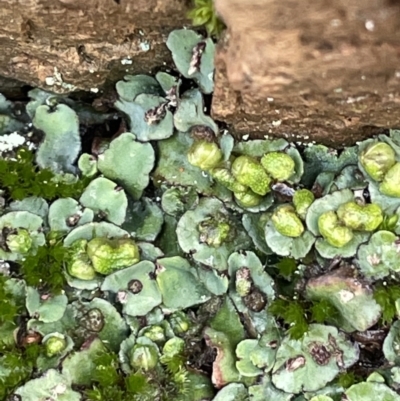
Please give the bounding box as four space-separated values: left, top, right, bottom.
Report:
121 57 133 65
45 76 55 86
139 41 151 52
330 19 342 27
365 20 375 31
272 120 282 127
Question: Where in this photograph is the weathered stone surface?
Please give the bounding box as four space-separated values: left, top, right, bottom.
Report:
212 0 400 146
0 0 189 94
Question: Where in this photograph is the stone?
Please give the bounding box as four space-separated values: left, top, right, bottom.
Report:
212 0 400 146
0 0 189 94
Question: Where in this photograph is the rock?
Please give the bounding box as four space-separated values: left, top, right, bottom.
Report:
212 0 400 146
0 0 189 94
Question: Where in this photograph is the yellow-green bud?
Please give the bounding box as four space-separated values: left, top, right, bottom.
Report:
44 334 67 357
359 142 396 182
130 344 159 371
260 151 296 181
293 189 315 220
232 155 272 196
379 162 400 197
187 140 223 171
198 218 231 248
337 201 383 232
87 237 140 275
142 325 166 344
318 210 353 248
67 258 96 281
271 205 304 238
169 311 191 334
6 229 33 254
67 239 96 280
234 189 263 208
210 166 247 193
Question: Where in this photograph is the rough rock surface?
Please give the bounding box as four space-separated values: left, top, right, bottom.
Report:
0 0 189 94
212 0 400 146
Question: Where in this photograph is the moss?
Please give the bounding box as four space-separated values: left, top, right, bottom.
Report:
0 147 90 202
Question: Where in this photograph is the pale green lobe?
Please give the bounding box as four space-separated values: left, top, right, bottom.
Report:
234 189 263 208
141 325 166 344
380 162 400 197
271 205 304 238
162 337 185 359
198 218 231 248
67 239 96 281
210 166 248 193
44 334 67 357
318 210 353 248
187 140 223 171
337 201 383 232
232 155 272 196
293 189 315 219
67 258 96 281
33 103 81 174
360 141 396 181
169 311 191 334
260 151 295 181
130 343 159 371
87 237 140 275
6 228 33 254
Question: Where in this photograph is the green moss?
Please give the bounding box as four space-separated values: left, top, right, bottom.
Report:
269 298 309 339
0 147 90 202
373 283 400 324
336 371 362 389
20 232 70 294
0 343 40 400
84 345 192 401
269 297 340 340
0 276 21 326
